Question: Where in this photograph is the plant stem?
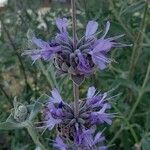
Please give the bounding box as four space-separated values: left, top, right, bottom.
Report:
128 63 150 120
27 123 46 150
0 84 13 107
109 0 134 41
1 19 29 90
71 0 79 117
73 83 79 117
71 0 77 49
109 63 150 144
129 2 148 79
109 102 138 145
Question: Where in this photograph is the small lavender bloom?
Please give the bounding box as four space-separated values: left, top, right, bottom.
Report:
44 89 64 130
90 103 113 125
54 136 68 150
86 87 113 125
86 86 111 109
75 127 106 150
22 37 60 63
88 21 125 70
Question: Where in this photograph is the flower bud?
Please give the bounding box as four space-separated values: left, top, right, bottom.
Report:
14 104 28 122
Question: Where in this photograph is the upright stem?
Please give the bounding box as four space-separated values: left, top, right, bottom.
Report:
71 0 77 48
109 0 134 41
129 2 148 79
0 84 13 107
73 83 79 117
109 63 150 144
1 19 29 90
71 0 79 117
128 63 150 120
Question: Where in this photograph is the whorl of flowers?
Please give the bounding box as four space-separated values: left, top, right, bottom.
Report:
23 18 127 85
43 87 113 149
22 2 128 148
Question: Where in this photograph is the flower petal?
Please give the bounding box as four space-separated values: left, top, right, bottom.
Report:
45 114 61 130
87 86 96 99
51 89 62 103
92 39 113 53
32 37 50 49
91 54 110 70
85 21 98 38
77 50 92 74
101 21 110 39
54 136 68 150
56 18 68 33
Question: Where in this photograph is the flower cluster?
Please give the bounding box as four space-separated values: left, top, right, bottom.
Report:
22 15 127 149
44 87 113 149
23 18 126 85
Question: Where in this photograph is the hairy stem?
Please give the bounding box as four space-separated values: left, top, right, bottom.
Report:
129 2 148 79
109 62 150 144
0 84 13 107
109 0 134 41
1 19 29 90
128 63 150 120
109 102 138 145
73 83 79 117
71 0 77 49
71 0 79 117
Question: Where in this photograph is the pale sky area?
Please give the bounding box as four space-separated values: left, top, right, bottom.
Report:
0 0 8 7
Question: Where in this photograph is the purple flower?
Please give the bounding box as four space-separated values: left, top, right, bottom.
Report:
53 127 106 150
76 50 93 74
88 21 126 70
75 126 106 150
22 37 61 63
42 87 113 149
86 86 113 125
44 89 64 130
86 86 110 109
23 18 128 85
90 103 113 125
43 86 113 141
54 136 68 150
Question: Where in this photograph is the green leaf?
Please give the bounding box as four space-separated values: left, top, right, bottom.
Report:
28 93 49 121
121 130 131 150
0 121 24 130
114 78 139 96
0 112 29 130
121 1 145 16
144 84 150 93
28 101 43 121
142 138 150 150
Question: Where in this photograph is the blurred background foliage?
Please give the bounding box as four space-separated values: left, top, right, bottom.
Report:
0 0 149 149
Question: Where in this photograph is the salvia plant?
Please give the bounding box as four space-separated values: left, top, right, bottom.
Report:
0 0 130 150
